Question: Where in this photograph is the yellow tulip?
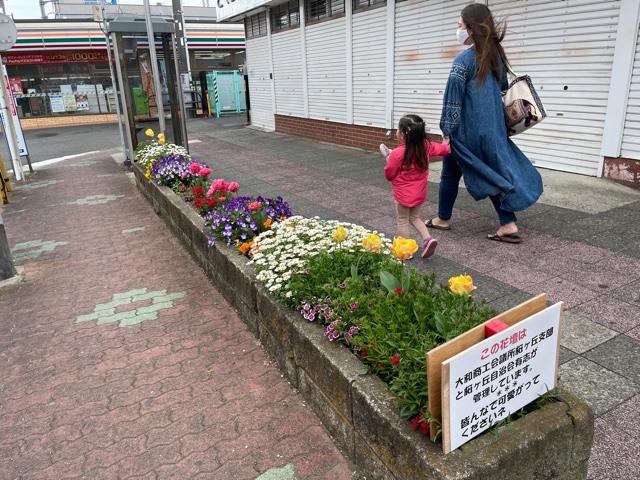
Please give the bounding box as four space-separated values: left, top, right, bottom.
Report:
448 275 476 295
157 133 165 140
362 234 382 253
159 138 166 145
145 128 154 137
333 226 348 242
390 237 418 260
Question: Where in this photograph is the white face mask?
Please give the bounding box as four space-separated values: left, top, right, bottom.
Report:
456 28 470 45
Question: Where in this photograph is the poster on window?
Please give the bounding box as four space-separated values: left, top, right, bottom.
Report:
9 78 23 95
76 93 89 111
63 94 78 112
50 95 65 113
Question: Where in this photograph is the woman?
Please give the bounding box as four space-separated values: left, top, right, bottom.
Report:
428 4 542 243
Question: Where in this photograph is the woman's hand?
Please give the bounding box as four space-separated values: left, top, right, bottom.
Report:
442 136 451 147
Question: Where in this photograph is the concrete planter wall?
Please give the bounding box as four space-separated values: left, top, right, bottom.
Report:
134 164 594 479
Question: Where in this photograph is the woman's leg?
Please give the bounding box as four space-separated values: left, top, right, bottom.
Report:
489 195 518 234
396 203 411 238
433 155 463 227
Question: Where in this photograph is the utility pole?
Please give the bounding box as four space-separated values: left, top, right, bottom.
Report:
172 0 191 85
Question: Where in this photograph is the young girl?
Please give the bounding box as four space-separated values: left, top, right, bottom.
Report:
382 114 450 259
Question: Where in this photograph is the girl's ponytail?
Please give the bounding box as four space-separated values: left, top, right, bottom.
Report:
399 114 429 172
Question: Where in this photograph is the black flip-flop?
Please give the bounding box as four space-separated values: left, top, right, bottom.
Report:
426 219 451 231
487 233 522 244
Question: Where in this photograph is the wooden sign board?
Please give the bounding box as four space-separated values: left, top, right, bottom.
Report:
441 302 563 453
426 293 548 441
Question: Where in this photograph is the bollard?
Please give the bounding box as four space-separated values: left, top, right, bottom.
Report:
0 213 17 280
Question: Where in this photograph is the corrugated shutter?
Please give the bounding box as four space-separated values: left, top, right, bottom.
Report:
306 18 347 123
352 7 387 127
621 29 640 159
272 28 305 117
489 0 620 175
246 36 275 130
393 0 469 133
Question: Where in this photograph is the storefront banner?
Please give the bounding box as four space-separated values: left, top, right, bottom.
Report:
0 65 29 157
3 50 109 65
49 95 65 113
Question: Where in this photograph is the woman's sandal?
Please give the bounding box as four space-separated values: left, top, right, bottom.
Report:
487 233 521 244
426 219 451 231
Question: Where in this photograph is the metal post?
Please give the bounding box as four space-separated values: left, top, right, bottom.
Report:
171 0 190 79
111 34 136 164
171 37 188 150
101 0 126 163
143 0 166 134
0 54 23 181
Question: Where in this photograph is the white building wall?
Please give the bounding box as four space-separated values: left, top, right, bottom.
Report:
393 0 468 133
489 0 620 176
246 36 275 130
352 7 387 127
306 18 348 123
272 28 305 117
621 29 640 159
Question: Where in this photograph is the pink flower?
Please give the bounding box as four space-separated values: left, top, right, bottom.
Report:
218 195 227 203
248 201 261 211
199 167 211 177
181 172 188 179
228 181 240 192
207 178 226 197
189 163 201 174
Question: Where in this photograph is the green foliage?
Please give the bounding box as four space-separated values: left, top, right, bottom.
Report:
283 247 497 423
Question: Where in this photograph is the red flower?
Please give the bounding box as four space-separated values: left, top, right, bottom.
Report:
420 421 429 435
360 351 367 359
378 363 385 369
412 416 420 429
191 186 205 197
189 162 201 174
394 288 403 294
207 199 216 207
199 167 212 177
194 198 205 208
391 356 400 366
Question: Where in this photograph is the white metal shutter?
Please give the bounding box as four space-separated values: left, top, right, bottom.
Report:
393 0 469 134
489 0 620 175
306 18 347 123
246 36 275 130
272 28 305 117
352 7 387 127
621 29 640 159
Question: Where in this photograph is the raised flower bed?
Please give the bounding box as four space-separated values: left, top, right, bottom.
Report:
132 142 593 479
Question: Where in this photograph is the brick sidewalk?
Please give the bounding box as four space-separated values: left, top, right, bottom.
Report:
0 151 356 479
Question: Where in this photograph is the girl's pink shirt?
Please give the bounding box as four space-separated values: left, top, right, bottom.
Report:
384 141 450 207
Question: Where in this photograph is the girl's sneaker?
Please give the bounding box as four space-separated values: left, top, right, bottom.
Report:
422 237 437 259
379 143 390 158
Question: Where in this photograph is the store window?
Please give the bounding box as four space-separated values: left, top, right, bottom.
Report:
353 0 385 12
245 12 268 39
193 50 234 69
271 0 300 32
306 0 344 24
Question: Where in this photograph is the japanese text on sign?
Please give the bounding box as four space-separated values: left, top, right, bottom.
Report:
443 302 563 453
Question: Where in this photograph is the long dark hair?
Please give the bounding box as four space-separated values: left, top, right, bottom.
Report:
461 3 512 85
398 114 429 172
